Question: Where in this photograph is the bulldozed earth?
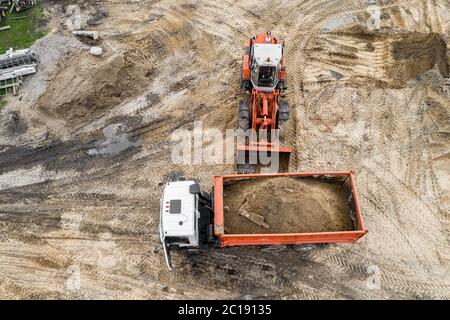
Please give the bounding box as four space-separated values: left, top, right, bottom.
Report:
0 0 449 299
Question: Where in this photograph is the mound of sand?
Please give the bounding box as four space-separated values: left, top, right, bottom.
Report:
223 177 354 234
304 28 449 88
36 50 150 125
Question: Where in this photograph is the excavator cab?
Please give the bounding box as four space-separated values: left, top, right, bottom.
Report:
250 42 283 92
257 66 277 87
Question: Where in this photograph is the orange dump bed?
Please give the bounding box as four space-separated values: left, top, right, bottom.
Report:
213 171 367 247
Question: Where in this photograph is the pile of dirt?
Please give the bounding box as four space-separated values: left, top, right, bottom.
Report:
304 27 449 88
389 33 449 86
223 177 354 234
36 50 150 126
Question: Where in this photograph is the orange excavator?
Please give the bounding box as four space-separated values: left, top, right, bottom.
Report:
237 32 291 173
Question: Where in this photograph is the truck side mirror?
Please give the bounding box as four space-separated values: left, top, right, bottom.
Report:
189 183 200 194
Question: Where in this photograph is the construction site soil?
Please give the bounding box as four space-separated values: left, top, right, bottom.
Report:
223 177 354 234
0 0 449 299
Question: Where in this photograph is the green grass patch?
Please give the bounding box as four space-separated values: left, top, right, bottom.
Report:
0 5 47 53
0 99 6 109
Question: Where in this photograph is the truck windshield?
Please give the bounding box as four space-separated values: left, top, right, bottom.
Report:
258 66 276 87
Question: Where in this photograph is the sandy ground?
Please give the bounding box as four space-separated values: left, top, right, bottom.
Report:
223 177 353 234
0 0 449 299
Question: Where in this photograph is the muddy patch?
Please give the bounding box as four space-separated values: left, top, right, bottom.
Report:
0 111 28 136
87 124 143 156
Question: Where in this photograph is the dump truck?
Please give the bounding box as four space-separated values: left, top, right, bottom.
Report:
160 172 367 270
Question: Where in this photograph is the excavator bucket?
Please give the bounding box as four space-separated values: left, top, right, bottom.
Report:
236 144 291 173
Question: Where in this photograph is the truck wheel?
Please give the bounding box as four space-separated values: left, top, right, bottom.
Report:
244 80 252 91
238 100 251 131
239 100 250 119
187 248 202 255
277 80 287 91
277 101 289 127
241 78 251 91
237 164 256 174
200 191 211 202
291 244 320 252
240 69 251 91
260 245 288 253
238 118 250 131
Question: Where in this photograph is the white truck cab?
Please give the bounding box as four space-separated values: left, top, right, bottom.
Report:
159 180 214 270
160 180 200 248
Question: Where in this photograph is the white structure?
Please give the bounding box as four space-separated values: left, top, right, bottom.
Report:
0 48 37 96
90 46 103 56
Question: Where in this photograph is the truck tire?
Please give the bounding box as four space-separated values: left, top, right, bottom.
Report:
200 191 211 202
240 54 252 91
277 80 287 90
240 75 251 91
260 245 288 253
277 101 289 127
236 163 256 174
239 100 250 119
291 244 325 252
187 248 202 255
238 118 250 131
238 100 251 131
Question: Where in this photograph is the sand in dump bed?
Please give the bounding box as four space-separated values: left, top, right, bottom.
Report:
223 177 354 234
